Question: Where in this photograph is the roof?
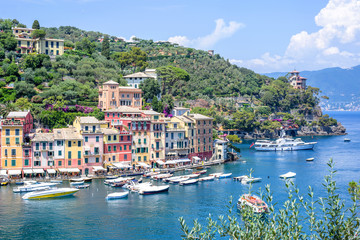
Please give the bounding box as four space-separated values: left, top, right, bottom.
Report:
101 128 119 135
141 110 161 115
118 86 142 92
173 107 190 110
105 106 142 113
7 111 30 118
186 114 213 120
123 72 154 78
53 127 82 140
32 133 54 142
78 116 100 124
174 115 193 123
103 80 119 85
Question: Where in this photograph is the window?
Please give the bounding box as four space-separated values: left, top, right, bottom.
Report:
68 151 71 159
85 136 88 142
85 126 89 131
11 149 16 156
58 150 62 156
171 133 174 139
124 154 127 160
46 41 48 47
198 129 200 134
138 156 141 162
49 143 53 150
108 146 111 152
209 129 211 134
94 147 99 154
11 160 16 166
124 145 127 150
120 146 122 151
15 129 20 136
57 141 62 146
156 152 159 158
120 136 123 141
108 136 111 141
113 146 117 151
112 156 115 161
144 138 146 144
58 161 62 166
34 161 40 166
78 160 81 165
51 41 54 48
198 147 200 152
68 141 72 147
127 136 130 141
6 138 10 145
144 156 147 162
68 160 71 166
204 129 206 134
78 141 81 147
138 139 141 144
96 157 99 163
56 42 59 48
43 142 46 149
113 135 116 140
24 159 29 166
4 160 7 167
85 158 88 163
96 136 99 142
166 143 168 148
78 151 81 159
24 150 29 156
5 129 10 136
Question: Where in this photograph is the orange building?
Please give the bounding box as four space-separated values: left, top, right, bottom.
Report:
98 80 142 111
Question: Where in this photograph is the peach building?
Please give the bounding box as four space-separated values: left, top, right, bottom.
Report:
98 80 142 111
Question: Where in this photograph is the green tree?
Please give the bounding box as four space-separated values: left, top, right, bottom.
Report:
129 47 148 72
31 29 46 39
32 20 40 29
5 63 19 77
75 37 96 55
140 78 160 102
101 35 110 59
111 51 131 71
156 65 190 95
14 98 32 110
14 81 37 99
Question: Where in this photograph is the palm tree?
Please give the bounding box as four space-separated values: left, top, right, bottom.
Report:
0 102 16 118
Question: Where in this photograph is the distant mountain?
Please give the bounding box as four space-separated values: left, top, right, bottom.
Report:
265 66 360 111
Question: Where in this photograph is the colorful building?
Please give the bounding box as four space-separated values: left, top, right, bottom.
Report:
289 70 307 90
123 71 156 89
60 127 83 175
164 120 189 160
31 132 54 175
98 81 142 111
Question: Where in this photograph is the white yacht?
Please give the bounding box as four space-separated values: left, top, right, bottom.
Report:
254 137 317 151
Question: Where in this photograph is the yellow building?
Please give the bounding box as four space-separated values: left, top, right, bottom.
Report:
1 121 24 171
131 119 151 168
60 127 83 172
102 128 120 167
13 27 64 55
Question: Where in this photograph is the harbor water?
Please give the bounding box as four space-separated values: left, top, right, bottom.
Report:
0 111 359 239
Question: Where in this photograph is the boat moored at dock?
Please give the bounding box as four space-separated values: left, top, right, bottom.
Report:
139 185 170 195
22 188 79 200
253 137 317 151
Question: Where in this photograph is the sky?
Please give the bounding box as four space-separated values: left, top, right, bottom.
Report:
1 0 360 73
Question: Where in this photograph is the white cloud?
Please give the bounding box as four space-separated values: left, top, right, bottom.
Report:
168 19 244 49
232 0 360 73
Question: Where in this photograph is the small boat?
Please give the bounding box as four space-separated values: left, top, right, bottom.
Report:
111 181 126 188
143 172 160 178
233 175 248 181
23 180 38 185
1 181 9 186
13 182 58 193
15 181 24 185
344 138 351 142
196 166 204 170
182 174 200 179
104 177 134 185
82 177 92 182
70 181 84 186
170 177 190 183
22 188 79 200
280 172 296 179
75 184 90 189
106 175 118 179
241 177 262 184
209 172 223 178
306 157 314 162
198 176 215 181
50 180 63 183
184 169 193 172
70 178 84 183
139 185 170 195
151 173 173 180
193 170 207 175
218 173 232 179
179 179 198 186
106 191 129 200
237 194 269 213
128 182 152 192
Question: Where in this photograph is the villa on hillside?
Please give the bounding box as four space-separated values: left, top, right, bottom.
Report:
123 69 157 88
289 70 307 90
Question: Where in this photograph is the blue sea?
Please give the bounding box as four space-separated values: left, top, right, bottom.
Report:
0 111 359 240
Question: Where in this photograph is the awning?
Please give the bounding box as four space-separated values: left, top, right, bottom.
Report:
8 170 21 175
46 169 56 174
0 169 7 175
93 166 106 172
33 169 44 174
23 169 34 174
174 159 191 163
156 160 165 165
192 156 201 161
136 162 151 168
112 162 131 168
67 168 80 173
58 168 68 173
165 160 176 165
166 152 176 155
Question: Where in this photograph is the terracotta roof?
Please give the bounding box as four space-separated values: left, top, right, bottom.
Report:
124 72 154 78
53 127 82 140
32 133 54 142
101 128 119 135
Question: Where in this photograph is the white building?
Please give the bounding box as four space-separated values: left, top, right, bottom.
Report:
124 69 157 89
165 121 189 159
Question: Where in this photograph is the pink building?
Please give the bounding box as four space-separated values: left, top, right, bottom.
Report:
289 70 307 90
98 80 142 111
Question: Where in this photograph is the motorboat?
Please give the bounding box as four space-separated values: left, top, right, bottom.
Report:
13 182 58 193
128 182 152 192
106 191 129 200
15 181 24 185
279 172 296 179
198 176 215 181
237 194 269 214
193 170 207 175
179 179 198 186
209 172 223 178
82 177 92 182
22 188 79 200
50 180 63 183
151 173 173 180
75 184 90 189
253 137 317 151
70 181 84 186
104 177 134 185
344 138 351 142
306 157 314 162
143 172 160 178
170 177 190 183
70 178 84 183
1 178 9 186
182 174 200 179
241 177 262 184
106 175 118 179
218 173 232 179
163 176 182 182
139 185 170 195
233 175 249 181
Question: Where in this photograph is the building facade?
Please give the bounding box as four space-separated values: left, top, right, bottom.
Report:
124 69 157 89
289 70 307 90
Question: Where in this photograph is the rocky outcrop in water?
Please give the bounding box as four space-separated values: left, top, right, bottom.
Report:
296 123 347 136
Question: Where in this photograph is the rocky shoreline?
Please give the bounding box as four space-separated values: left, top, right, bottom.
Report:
238 123 346 140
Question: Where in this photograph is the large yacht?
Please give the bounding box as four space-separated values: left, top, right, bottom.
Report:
253 137 317 151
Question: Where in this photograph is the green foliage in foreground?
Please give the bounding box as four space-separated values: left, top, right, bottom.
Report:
179 159 360 239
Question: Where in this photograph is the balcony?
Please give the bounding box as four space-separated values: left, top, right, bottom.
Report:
2 120 24 126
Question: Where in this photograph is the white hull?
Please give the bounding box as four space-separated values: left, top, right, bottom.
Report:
106 192 129 200
22 188 79 199
255 144 315 151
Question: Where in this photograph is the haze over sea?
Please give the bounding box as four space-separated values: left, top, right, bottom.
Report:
0 111 358 240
